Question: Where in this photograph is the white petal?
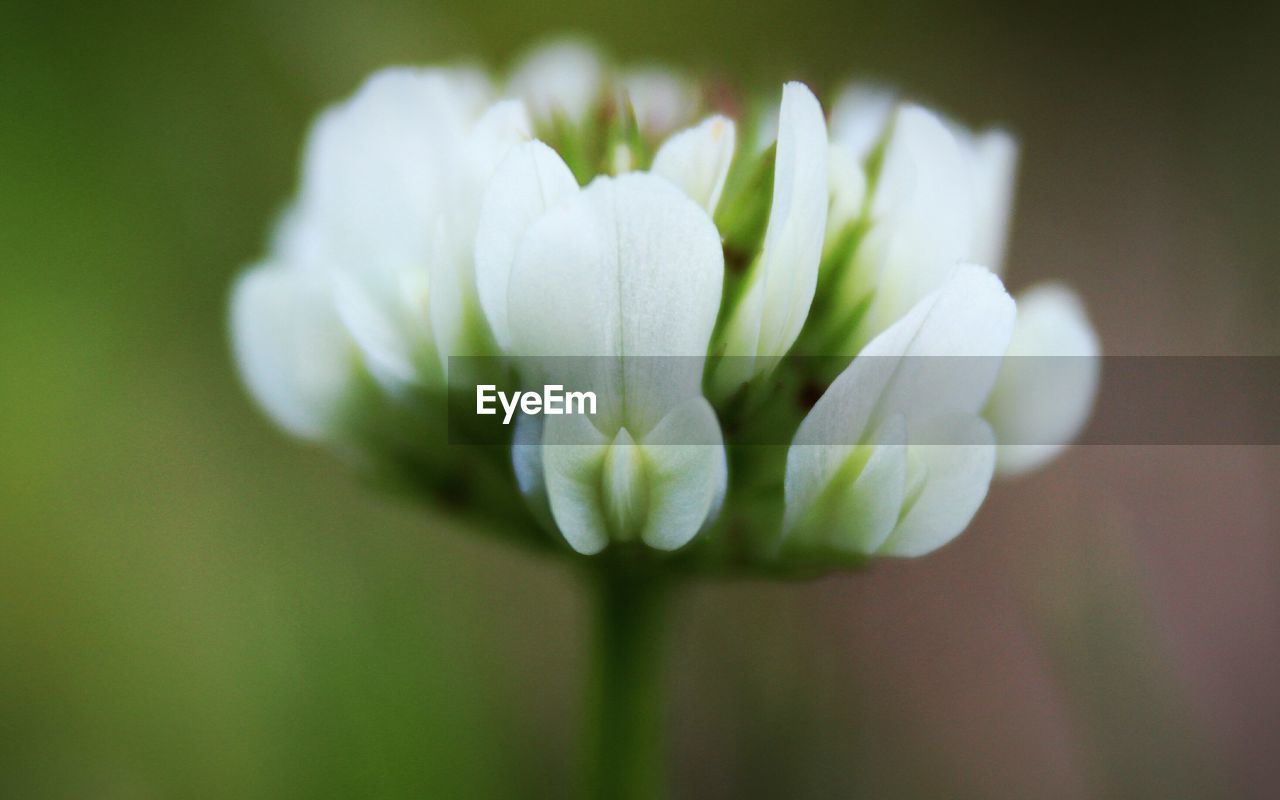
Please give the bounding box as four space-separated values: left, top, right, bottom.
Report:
829 82 897 159
621 67 699 135
331 266 432 390
299 68 497 388
230 266 358 440
716 82 828 388
877 414 996 557
964 128 1019 274
301 68 477 277
509 39 604 122
507 173 724 433
468 99 533 178
475 141 578 349
540 397 726 554
783 266 1013 557
542 412 614 555
796 264 1014 437
861 264 1016 426
512 411 546 498
651 115 736 213
987 283 1100 476
638 397 727 550
784 414 907 556
858 104 976 338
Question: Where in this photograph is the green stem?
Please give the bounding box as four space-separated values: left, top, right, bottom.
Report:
583 567 672 800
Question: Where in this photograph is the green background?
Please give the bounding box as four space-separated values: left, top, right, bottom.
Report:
3 0 1277 797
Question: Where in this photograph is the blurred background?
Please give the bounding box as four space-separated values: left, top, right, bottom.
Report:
2 0 1277 797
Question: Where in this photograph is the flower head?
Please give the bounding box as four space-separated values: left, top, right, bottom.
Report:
231 40 1099 573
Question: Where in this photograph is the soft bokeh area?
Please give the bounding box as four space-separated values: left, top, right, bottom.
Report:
3 0 1276 797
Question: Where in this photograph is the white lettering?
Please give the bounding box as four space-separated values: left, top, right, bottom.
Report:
478 385 597 425
476 385 497 415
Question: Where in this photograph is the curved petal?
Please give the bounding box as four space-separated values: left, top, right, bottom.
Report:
783 266 1013 558
300 68 476 277
861 264 1016 426
716 82 828 388
507 173 724 433
475 141 579 349
230 266 358 440
299 68 501 388
784 414 908 557
651 115 736 213
987 283 1100 476
878 414 996 557
639 397 727 550
858 104 976 338
541 412 613 555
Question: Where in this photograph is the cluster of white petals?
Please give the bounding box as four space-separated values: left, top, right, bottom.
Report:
231 40 1099 569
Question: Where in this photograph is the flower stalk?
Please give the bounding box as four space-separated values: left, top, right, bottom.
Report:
584 564 673 800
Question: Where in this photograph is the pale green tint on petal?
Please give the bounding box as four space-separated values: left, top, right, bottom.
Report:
474 141 579 350
785 415 907 556
651 116 736 214
784 266 1014 559
987 283 1101 476
506 173 723 434
542 412 614 555
715 82 828 391
638 397 726 550
600 428 649 541
230 266 358 440
540 398 725 554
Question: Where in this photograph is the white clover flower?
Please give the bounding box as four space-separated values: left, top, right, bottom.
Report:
231 41 1100 569
784 266 1013 560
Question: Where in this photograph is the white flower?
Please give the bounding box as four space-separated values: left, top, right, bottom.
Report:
494 173 727 553
232 45 1100 566
784 266 1014 558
